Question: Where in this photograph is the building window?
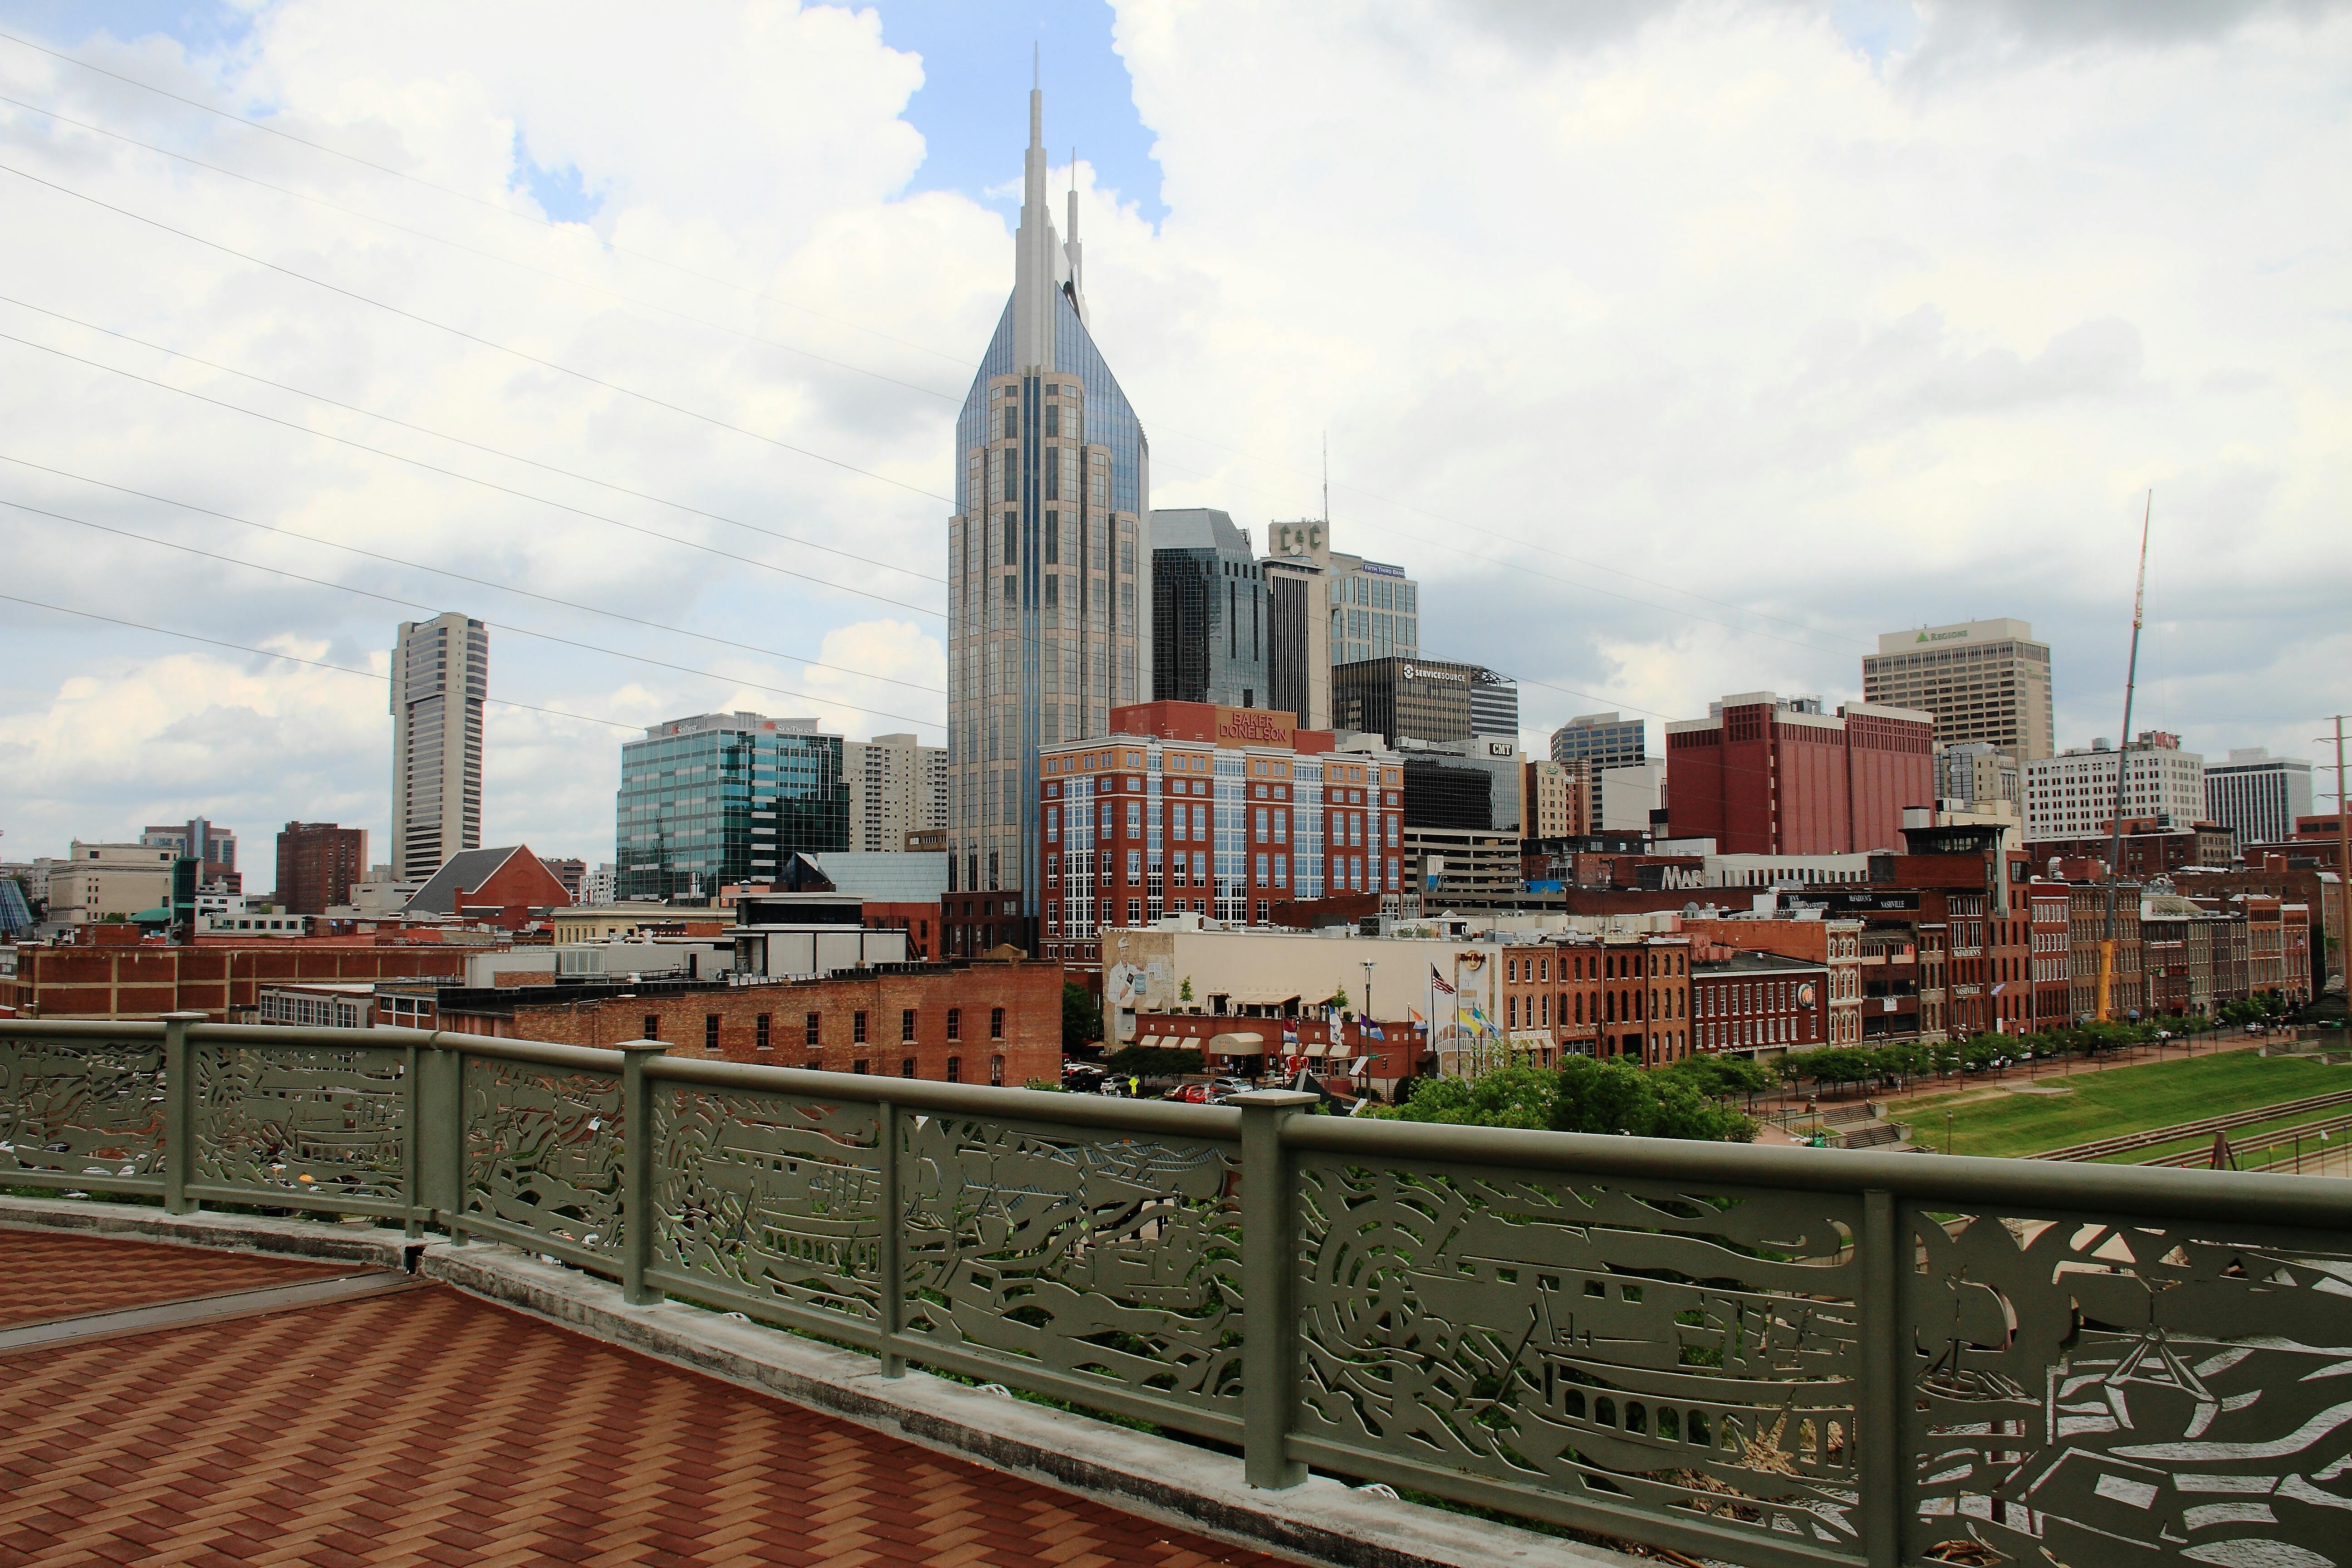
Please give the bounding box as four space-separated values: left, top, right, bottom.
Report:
755 1014 772 1051
643 1014 660 1041
990 1006 1005 1040
901 1058 916 1078
901 1008 917 1042
946 1056 962 1083
705 1015 720 1054
947 1007 961 1040
853 1010 868 1044
853 1059 868 1074
990 1055 1005 1086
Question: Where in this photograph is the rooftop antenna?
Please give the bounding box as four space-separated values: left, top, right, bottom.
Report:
2096 489 2153 1023
1322 432 1330 525
1033 41 1039 90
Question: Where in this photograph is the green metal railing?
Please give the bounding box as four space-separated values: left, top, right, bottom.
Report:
5 1016 2350 1568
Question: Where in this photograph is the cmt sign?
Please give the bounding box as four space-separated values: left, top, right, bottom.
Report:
1215 706 1296 749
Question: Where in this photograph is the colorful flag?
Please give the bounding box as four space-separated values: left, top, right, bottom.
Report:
1364 1023 1385 1041
1429 965 1456 995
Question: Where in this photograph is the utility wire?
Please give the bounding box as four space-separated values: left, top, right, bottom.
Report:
0 83 1858 656
0 452 946 697
0 157 956 507
0 496 946 728
0 26 975 370
0 331 947 618
0 93 972 411
0 294 941 587
0 590 643 731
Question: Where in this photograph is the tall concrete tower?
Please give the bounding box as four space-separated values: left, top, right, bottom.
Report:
390 612 487 883
945 80 1149 951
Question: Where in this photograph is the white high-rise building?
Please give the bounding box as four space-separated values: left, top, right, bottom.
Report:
1864 618 2054 761
846 733 949 853
2205 748 2313 847
2024 732 2205 843
390 613 486 883
946 81 1149 941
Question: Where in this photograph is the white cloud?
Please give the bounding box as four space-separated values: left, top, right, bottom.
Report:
0 0 2345 872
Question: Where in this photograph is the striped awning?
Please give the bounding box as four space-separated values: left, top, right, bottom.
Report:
1206 1032 1265 1056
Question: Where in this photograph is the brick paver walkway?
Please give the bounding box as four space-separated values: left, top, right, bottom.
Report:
0 1229 1291 1568
0 1227 355 1327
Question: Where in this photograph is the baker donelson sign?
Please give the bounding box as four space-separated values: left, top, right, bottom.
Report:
1215 706 1295 748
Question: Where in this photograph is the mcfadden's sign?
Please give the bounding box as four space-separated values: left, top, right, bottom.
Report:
1215 706 1296 749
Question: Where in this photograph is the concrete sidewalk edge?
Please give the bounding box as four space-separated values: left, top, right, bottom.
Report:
0 1197 1642 1568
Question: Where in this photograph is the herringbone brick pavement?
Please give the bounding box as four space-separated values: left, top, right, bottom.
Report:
0 1227 354 1325
0 1231 1295 1568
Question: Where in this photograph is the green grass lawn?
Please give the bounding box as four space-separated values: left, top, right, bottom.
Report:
1892 1051 2351 1159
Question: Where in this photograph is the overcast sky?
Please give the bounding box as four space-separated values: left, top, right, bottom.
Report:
0 0 2345 874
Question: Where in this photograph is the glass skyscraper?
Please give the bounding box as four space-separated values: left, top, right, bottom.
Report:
616 711 845 904
946 83 1149 945
1150 507 1266 710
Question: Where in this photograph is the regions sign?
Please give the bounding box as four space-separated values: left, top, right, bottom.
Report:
1215 706 1296 749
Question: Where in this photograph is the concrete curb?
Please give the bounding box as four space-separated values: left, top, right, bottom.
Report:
0 1195 421 1270
0 1196 1641 1568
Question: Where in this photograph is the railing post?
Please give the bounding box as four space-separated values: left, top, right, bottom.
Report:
877 1098 904 1377
401 1040 423 1240
621 1040 667 1307
158 1011 206 1215
1235 1089 1318 1491
441 1039 471 1244
1859 1187 1904 1568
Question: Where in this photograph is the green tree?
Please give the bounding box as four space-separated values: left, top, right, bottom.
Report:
1178 975 1194 1004
1101 1044 1207 1079
1552 1057 1754 1142
1062 982 1102 1054
1663 1054 1771 1103
1387 1063 1557 1129
1326 984 1351 1015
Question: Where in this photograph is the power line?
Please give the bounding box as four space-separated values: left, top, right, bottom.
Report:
0 496 947 729
0 92 973 411
0 331 947 618
0 83 1861 657
0 157 957 507
0 451 946 696
0 590 643 732
0 26 974 371
0 294 942 588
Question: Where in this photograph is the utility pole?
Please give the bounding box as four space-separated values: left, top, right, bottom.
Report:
2098 492 2153 1023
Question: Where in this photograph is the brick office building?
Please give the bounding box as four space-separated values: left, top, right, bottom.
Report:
425 957 1063 1086
1690 952 1830 1057
1679 917 1866 1046
1665 692 1935 856
1013 700 1403 973
0 931 472 1020
1484 934 1690 1066
275 822 368 915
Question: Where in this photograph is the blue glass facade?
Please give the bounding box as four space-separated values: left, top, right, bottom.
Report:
615 713 845 903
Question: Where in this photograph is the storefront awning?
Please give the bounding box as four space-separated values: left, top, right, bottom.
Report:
1206 1031 1266 1056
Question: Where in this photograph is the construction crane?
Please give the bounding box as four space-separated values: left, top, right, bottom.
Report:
2096 491 2153 1023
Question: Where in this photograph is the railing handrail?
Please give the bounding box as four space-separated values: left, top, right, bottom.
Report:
9 1014 2352 1568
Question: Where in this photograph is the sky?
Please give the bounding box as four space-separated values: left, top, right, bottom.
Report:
0 0 2346 875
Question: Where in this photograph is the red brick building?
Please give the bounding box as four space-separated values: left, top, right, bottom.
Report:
404 845 572 931
426 958 1063 1086
1015 701 1403 972
0 932 473 1020
1664 693 1934 855
275 822 369 915
1690 952 1829 1056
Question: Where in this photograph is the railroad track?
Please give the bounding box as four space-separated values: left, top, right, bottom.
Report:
2140 1110 2352 1169
2030 1088 2352 1161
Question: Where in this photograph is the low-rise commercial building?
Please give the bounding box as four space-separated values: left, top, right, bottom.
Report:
0 933 475 1020
44 843 179 927
2024 733 2205 843
1690 951 1830 1058
422 958 1063 1087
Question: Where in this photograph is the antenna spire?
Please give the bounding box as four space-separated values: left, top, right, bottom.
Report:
1322 433 1330 524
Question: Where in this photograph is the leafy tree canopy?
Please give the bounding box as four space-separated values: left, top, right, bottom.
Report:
1101 1045 1206 1080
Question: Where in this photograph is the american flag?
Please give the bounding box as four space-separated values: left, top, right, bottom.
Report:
1429 965 1455 995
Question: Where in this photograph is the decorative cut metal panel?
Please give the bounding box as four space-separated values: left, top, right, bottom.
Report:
1907 1205 2352 1568
899 1112 1244 1418
1295 1159 1863 1553
0 1036 166 1184
462 1055 624 1257
652 1086 886 1326
193 1040 406 1204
